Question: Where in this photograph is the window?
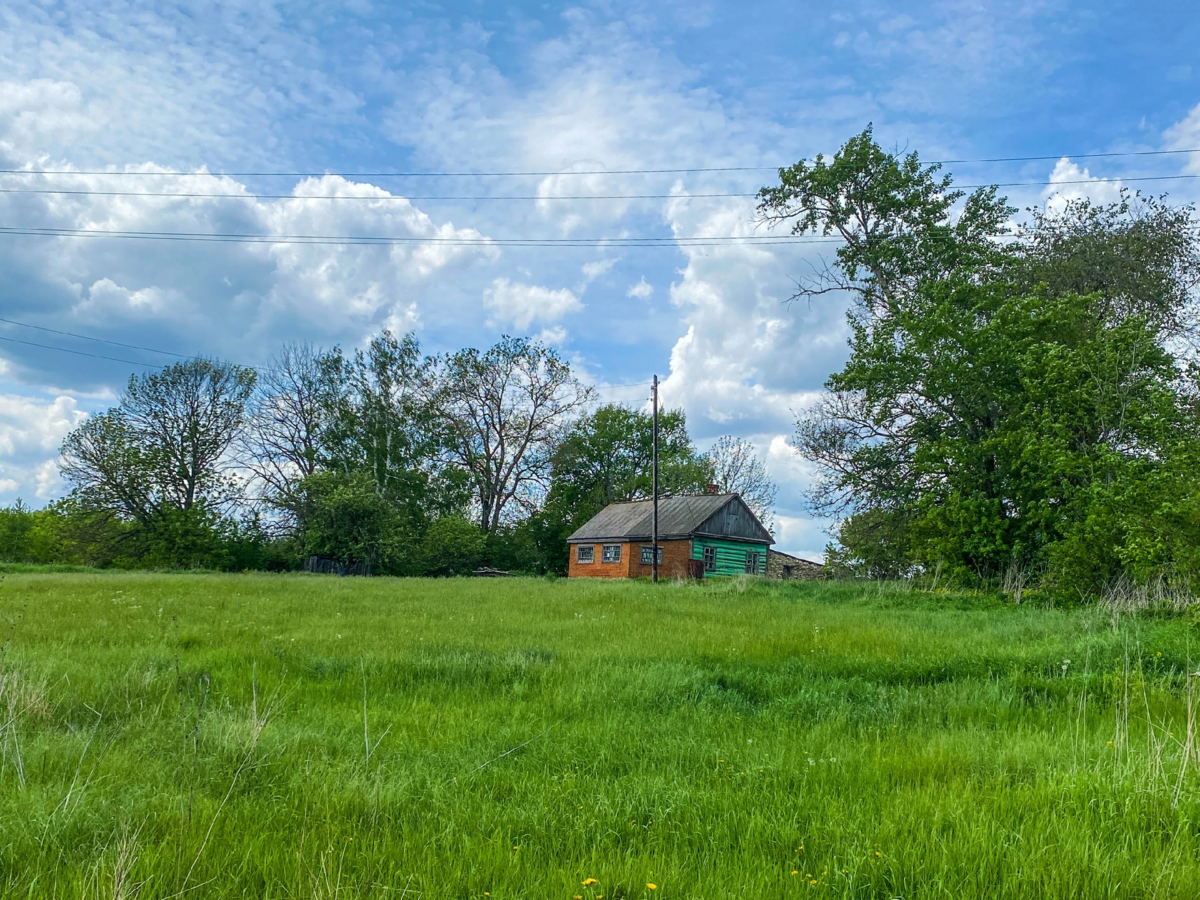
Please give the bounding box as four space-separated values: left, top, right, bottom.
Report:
702 546 716 572
576 545 594 564
640 545 663 565
602 544 622 563
745 551 761 575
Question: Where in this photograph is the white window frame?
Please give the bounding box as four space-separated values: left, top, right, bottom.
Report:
640 545 663 565
702 545 717 572
576 545 594 564
745 551 761 575
602 544 622 563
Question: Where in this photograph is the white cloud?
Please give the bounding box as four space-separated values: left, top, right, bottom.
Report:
1164 103 1200 174
482 277 582 330
658 194 848 437
581 258 619 282
1043 158 1127 213
536 325 569 345
0 393 86 503
627 277 653 299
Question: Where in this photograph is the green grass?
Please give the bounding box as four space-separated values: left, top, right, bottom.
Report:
2 572 1200 898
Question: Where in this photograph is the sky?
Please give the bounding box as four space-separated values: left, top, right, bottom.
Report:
1 0 1199 559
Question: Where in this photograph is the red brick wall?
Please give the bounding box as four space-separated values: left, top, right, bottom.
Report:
627 538 694 579
568 539 695 579
568 542 633 578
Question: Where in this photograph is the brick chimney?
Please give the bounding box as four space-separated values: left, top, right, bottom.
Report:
705 483 720 494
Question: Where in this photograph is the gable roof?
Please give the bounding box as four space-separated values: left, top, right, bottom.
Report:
567 493 773 545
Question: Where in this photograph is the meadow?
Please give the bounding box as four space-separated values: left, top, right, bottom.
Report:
2 571 1199 899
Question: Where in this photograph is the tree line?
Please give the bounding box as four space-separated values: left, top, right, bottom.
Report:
0 335 777 574
762 127 1200 597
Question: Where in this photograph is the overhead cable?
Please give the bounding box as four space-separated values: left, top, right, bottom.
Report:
0 146 1198 178
0 172 1197 202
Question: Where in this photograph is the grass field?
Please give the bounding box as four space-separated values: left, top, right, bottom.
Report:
2 571 1200 899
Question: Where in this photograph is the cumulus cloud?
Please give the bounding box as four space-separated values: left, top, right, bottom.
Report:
658 195 847 437
0 393 86 503
483 277 582 330
1164 103 1200 174
627 277 653 299
1042 158 1127 213
581 258 619 282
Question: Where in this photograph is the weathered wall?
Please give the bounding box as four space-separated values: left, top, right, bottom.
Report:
569 540 696 579
692 536 768 577
767 549 826 581
627 539 694 579
568 542 632 579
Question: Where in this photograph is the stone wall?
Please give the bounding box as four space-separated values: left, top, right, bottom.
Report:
767 549 826 581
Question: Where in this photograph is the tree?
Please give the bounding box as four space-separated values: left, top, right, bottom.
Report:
323 331 470 521
436 336 594 532
762 128 1200 590
706 435 777 526
240 342 343 530
61 358 256 523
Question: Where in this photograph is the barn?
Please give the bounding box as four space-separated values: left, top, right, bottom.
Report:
566 491 773 579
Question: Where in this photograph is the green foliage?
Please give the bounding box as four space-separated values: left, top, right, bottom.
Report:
5 572 1200 898
770 127 1200 594
824 508 915 580
300 470 424 575
421 516 486 576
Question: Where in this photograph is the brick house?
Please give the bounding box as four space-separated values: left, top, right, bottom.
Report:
566 491 774 580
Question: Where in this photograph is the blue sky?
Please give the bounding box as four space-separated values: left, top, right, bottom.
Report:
1 0 1198 558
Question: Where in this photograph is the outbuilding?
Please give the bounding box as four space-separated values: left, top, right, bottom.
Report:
566 490 773 579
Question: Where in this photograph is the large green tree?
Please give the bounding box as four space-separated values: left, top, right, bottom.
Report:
58 358 258 567
761 127 1200 591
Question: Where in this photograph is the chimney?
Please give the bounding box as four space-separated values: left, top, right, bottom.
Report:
705 483 720 494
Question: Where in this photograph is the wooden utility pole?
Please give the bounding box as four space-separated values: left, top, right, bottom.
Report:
652 374 659 585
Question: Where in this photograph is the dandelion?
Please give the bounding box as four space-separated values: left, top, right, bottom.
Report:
582 879 599 886
791 871 799 876
874 851 881 857
647 884 657 891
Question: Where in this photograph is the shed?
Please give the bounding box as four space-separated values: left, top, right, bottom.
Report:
566 492 773 579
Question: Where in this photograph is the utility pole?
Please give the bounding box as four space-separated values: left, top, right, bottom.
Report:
652 374 659 585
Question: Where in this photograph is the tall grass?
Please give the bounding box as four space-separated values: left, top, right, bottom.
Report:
1 571 1198 898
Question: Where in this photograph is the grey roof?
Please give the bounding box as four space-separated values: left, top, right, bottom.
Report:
567 493 772 544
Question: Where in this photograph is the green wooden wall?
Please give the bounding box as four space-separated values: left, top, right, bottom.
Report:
692 536 767 577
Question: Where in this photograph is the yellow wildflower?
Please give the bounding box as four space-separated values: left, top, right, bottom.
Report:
791 870 799 876
647 884 657 891
582 879 599 887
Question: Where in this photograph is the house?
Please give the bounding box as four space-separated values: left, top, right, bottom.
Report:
567 490 773 579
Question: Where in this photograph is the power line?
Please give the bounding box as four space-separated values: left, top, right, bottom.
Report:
0 225 842 247
1 172 1198 202
0 316 194 360
0 187 756 201
0 333 163 368
0 147 1197 179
